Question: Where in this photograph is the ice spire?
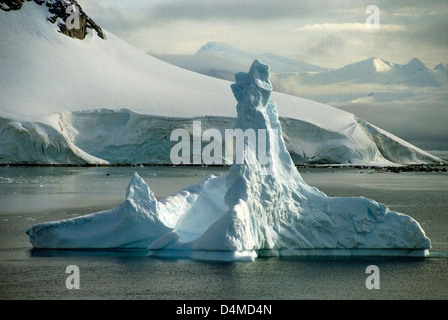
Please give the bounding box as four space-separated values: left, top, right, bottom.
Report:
193 60 431 257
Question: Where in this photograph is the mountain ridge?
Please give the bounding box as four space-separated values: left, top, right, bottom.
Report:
157 41 447 88
303 56 446 87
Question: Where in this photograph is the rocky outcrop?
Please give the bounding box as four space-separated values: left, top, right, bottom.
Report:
0 0 105 40
0 0 39 11
45 0 105 40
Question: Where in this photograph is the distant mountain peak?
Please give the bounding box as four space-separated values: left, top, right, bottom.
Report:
434 62 448 73
0 0 105 40
194 41 328 73
368 57 393 72
198 41 227 50
341 57 393 73
197 41 245 55
434 63 448 80
434 62 447 70
406 57 426 70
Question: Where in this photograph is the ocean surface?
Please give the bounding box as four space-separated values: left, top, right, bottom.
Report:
0 166 447 300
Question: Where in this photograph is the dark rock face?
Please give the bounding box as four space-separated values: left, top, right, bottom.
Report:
0 0 105 40
0 0 33 11
45 0 105 40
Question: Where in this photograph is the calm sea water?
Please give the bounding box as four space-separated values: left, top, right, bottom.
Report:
0 166 447 300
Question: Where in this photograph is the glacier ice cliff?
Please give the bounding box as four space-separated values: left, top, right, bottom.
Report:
26 60 431 261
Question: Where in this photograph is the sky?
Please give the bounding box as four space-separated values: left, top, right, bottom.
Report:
77 0 448 69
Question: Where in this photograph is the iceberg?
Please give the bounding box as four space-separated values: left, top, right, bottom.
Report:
26 60 431 261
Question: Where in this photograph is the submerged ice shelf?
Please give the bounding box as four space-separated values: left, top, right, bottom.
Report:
26 60 431 261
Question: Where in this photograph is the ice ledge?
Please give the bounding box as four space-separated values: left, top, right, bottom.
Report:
258 248 430 258
147 248 429 262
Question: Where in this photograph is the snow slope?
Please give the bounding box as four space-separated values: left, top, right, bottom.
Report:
26 60 431 261
0 1 443 165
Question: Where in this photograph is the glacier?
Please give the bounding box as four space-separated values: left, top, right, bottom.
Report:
26 60 431 261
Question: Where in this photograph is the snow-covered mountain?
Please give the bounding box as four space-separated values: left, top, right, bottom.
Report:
154 41 329 81
154 42 447 88
299 57 448 87
0 1 443 166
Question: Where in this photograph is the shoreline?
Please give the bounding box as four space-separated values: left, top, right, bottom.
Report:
1 163 447 173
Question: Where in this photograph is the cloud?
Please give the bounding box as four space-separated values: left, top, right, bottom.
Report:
294 23 406 32
76 0 448 67
145 0 318 22
333 100 448 151
306 35 344 57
